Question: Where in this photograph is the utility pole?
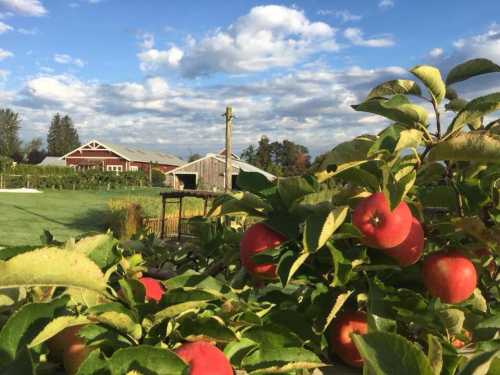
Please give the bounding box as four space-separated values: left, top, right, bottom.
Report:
224 106 233 192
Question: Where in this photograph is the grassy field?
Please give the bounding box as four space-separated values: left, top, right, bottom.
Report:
0 188 204 247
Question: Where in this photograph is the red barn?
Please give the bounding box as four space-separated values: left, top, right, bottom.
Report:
60 139 185 173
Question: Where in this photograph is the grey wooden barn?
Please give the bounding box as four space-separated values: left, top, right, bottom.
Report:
165 151 275 191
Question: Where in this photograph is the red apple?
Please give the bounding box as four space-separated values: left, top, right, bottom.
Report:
329 311 368 368
175 341 233 375
422 251 477 303
352 192 412 249
48 325 91 375
240 223 286 279
383 216 424 267
138 277 165 302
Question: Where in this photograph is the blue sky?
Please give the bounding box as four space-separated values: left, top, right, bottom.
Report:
0 0 499 158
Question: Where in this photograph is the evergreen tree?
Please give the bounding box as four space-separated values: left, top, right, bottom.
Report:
24 137 46 164
47 113 62 156
0 108 21 158
47 114 80 156
60 115 80 154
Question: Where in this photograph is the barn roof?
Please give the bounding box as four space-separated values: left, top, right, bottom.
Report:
166 153 276 181
61 139 185 167
103 141 186 166
39 156 67 167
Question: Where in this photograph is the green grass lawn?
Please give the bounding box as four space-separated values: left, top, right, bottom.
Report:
0 188 166 247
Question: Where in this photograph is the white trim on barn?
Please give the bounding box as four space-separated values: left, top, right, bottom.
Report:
60 139 132 161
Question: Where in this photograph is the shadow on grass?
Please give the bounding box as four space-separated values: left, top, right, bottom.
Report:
12 205 68 226
65 208 112 233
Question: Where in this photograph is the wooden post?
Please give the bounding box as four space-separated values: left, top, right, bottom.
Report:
160 195 166 239
224 106 233 192
149 161 153 187
177 196 183 241
203 198 209 216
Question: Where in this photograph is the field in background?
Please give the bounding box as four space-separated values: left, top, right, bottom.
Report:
0 188 173 247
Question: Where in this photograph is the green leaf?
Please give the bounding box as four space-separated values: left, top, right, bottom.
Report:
446 87 459 100
316 135 376 182
208 192 271 217
352 332 434 375
28 315 91 348
153 301 209 324
428 131 500 163
313 290 353 334
427 334 443 375
0 296 68 363
445 98 468 112
242 347 323 374
75 350 110 375
446 92 500 136
91 311 142 341
108 346 187 375
243 324 302 348
178 315 237 343
438 309 465 334
0 247 107 293
395 129 423 152
475 313 500 329
277 176 317 207
71 233 119 270
303 205 348 253
352 95 428 127
277 250 309 286
236 171 275 196
366 79 422 99
224 338 259 367
446 58 500 85
457 349 500 375
410 65 446 104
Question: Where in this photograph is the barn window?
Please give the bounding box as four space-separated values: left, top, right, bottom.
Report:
106 165 123 173
129 166 139 171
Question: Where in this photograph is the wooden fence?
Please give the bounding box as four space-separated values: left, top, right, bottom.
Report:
143 213 203 238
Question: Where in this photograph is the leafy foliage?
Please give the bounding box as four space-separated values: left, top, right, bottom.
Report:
0 58 498 374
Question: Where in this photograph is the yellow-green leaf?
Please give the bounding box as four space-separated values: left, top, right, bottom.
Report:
410 65 446 104
0 248 107 293
366 79 422 99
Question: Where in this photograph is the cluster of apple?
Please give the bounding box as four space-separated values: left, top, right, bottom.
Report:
239 192 483 368
48 277 233 375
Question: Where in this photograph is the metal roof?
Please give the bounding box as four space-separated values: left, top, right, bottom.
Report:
213 155 276 180
38 156 67 167
103 141 186 166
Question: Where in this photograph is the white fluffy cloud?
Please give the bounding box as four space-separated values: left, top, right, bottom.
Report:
139 5 337 78
379 0 395 9
138 46 183 71
317 9 362 22
0 47 13 60
344 27 394 47
11 64 410 156
0 20 12 33
0 0 47 16
429 47 444 58
54 53 86 68
452 23 500 63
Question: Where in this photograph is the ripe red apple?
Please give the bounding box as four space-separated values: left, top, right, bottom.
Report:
175 341 233 375
422 251 477 303
48 325 91 375
240 223 286 279
329 311 368 368
383 216 424 267
138 277 165 302
352 192 413 249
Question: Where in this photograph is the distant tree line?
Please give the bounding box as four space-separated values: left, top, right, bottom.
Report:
0 109 80 164
240 136 311 177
